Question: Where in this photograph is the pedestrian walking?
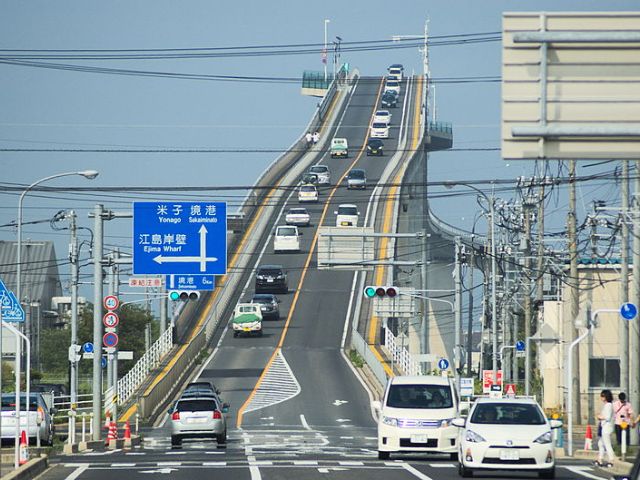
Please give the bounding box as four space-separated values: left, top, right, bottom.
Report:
613 392 634 447
595 389 615 468
312 131 320 144
305 131 313 148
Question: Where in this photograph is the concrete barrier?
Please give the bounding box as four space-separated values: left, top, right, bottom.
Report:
0 456 48 480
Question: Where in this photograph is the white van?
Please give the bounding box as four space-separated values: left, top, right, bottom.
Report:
334 204 359 227
372 375 459 460
273 225 301 253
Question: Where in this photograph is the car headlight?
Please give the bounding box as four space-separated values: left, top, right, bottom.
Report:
465 430 486 443
440 418 453 428
381 416 397 427
534 431 552 444
256 275 265 280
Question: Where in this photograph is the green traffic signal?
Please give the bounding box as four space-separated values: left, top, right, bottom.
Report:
169 291 181 301
364 286 376 298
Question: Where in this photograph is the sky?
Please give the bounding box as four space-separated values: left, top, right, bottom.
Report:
0 0 635 300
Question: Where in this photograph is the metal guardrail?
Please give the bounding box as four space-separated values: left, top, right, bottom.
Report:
428 121 453 135
350 330 388 388
427 207 487 247
384 327 422 376
117 326 173 406
53 393 93 414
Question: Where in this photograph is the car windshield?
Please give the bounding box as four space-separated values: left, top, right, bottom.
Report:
259 268 282 276
376 111 389 117
386 81 399 87
470 403 546 425
349 171 365 179
386 384 453 409
300 185 316 193
288 208 307 215
338 206 358 216
252 295 274 303
369 140 383 146
372 123 388 129
310 166 328 173
176 399 218 412
277 227 297 236
1 396 39 411
332 139 346 146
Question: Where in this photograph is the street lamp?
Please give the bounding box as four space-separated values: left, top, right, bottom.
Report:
16 170 99 329
444 181 498 381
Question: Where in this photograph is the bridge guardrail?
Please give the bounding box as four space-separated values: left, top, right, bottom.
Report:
134 73 356 420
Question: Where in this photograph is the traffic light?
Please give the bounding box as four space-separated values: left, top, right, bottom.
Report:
363 285 398 298
168 290 201 302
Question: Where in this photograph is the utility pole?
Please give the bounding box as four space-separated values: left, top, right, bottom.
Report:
421 231 429 355
454 237 462 384
620 161 629 397
466 246 475 375
631 159 640 443
112 248 120 421
91 204 104 441
523 196 533 358
68 210 79 443
568 160 581 423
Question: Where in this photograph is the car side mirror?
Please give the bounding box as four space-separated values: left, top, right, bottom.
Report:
451 418 466 428
371 400 382 412
334 211 338 215
50 407 58 415
549 419 563 429
222 403 230 413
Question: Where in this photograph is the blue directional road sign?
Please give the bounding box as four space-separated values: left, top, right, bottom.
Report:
0 279 25 322
438 358 450 370
515 340 526 352
133 202 227 275
101 357 107 369
166 274 215 291
620 302 638 321
82 342 94 354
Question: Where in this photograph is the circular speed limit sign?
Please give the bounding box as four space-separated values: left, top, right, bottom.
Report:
103 312 119 328
103 295 119 311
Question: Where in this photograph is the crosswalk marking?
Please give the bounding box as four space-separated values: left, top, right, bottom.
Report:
243 351 301 414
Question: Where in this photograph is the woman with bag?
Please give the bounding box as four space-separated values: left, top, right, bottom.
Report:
595 389 615 468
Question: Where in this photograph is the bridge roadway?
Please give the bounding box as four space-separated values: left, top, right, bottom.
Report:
42 75 600 480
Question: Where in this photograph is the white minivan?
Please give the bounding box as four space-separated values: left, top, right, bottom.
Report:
334 204 359 227
373 375 459 460
273 225 301 253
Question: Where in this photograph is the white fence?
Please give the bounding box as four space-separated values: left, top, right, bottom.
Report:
116 326 173 406
384 327 422 376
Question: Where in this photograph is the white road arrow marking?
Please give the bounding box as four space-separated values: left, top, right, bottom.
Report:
141 468 178 474
333 400 349 406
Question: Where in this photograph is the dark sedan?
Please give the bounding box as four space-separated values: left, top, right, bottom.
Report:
367 139 384 156
251 293 281 320
255 265 288 294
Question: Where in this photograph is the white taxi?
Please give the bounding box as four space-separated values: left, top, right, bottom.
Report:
452 397 561 478
298 184 318 203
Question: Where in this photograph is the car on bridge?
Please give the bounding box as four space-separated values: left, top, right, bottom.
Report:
273 225 301 253
285 207 310 227
251 293 280 320
452 396 561 478
388 64 404 81
370 122 390 139
385 79 401 95
330 137 348 158
170 396 229 447
367 139 384 156
346 169 367 190
298 184 318 203
308 164 331 184
373 109 391 125
255 264 288 294
335 204 360 227
381 91 398 108
373 375 459 461
232 302 263 337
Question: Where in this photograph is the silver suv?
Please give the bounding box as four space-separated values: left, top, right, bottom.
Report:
170 396 228 447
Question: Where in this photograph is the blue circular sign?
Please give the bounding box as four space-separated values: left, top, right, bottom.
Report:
101 356 107 369
515 340 526 352
620 303 637 321
82 342 94 354
438 358 450 370
103 332 119 348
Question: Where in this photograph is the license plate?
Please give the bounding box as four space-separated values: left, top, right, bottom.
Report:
341 222 350 226
267 279 274 283
243 328 251 332
411 434 428 443
187 417 207 424
499 449 520 461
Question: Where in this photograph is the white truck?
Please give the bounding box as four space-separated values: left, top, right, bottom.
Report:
330 138 348 158
232 303 263 337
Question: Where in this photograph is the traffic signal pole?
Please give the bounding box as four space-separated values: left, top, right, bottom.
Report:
91 204 104 441
69 211 79 443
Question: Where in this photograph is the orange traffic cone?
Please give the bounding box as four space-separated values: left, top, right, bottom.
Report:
584 424 593 451
105 421 117 445
18 430 28 465
124 421 131 440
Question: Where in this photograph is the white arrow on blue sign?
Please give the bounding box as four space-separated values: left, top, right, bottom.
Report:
133 202 227 276
515 340 526 352
438 358 450 370
82 342 94 353
620 302 638 321
0 279 25 323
